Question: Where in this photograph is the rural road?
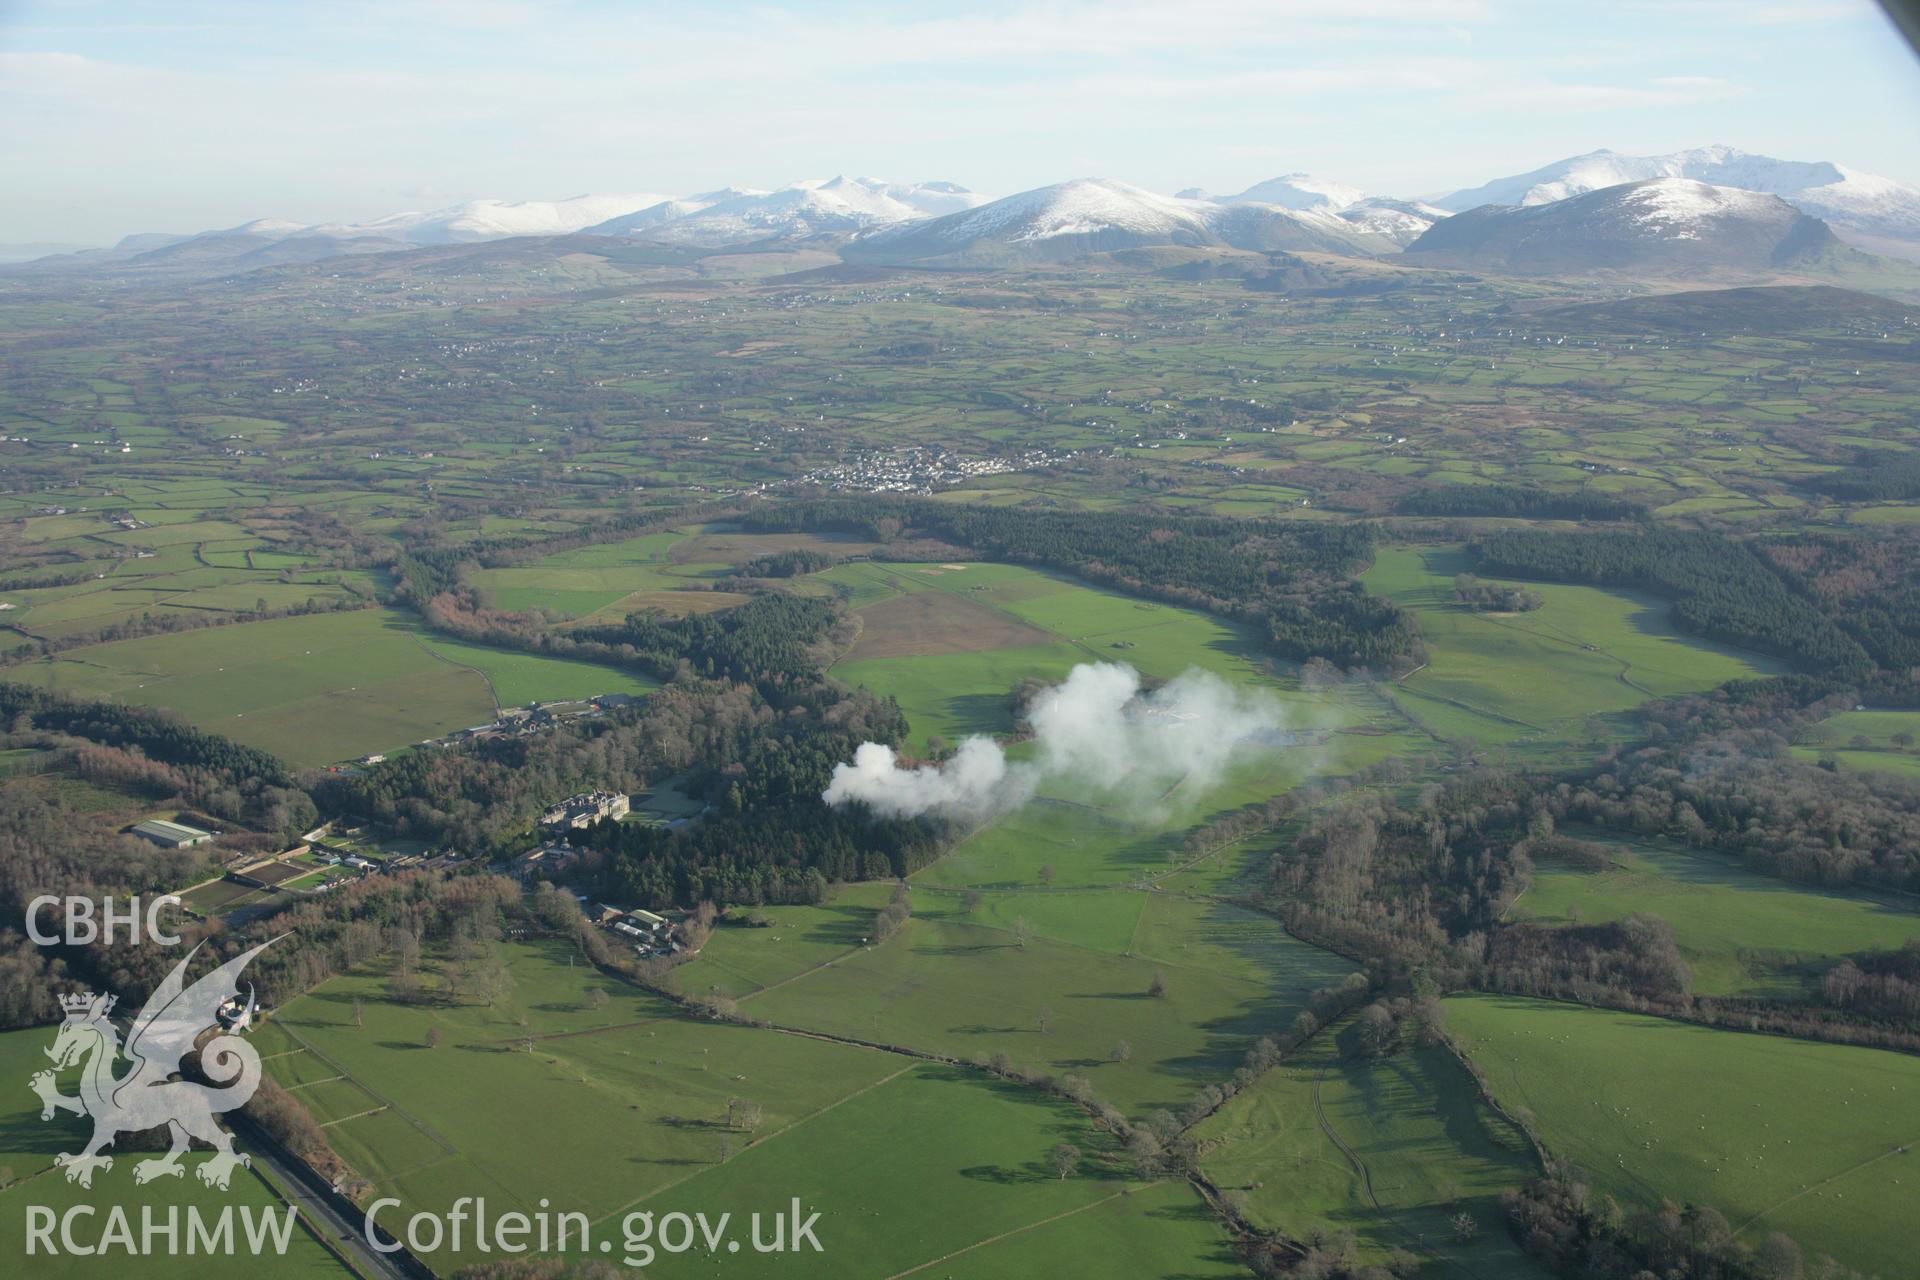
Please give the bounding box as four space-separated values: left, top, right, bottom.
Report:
237 1124 410 1280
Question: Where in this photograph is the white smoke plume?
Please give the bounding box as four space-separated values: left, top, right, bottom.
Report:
823 662 1294 823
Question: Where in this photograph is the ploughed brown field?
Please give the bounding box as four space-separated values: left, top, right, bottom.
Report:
845 587 1057 660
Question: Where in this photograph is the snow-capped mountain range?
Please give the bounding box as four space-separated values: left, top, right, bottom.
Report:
240 192 676 246
17 144 1919 276
583 177 994 246
1406 177 1841 275
847 178 1413 264
1438 146 1920 253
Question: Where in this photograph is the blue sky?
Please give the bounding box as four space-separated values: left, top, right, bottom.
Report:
3 0 1919 244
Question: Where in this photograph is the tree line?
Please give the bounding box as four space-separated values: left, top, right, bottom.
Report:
1471 529 1874 679
740 497 1421 668
1399 483 1647 523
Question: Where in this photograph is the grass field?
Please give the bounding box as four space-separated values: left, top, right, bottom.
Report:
1510 837 1920 997
9 609 489 766
1791 708 1920 779
1195 1034 1545 1278
259 940 909 1260
254 936 1247 1275
742 893 1354 1114
1789 746 1920 779
409 631 657 708
468 525 879 622
1363 545 1780 748
0 1027 350 1278
1444 995 1920 1278
827 560 1291 752
597 1063 1229 1278
8 608 652 766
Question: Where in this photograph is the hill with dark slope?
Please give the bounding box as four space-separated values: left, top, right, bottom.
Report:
1404 178 1855 276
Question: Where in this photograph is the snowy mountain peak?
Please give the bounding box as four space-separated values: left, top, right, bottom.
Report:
1613 178 1785 238
848 177 1399 264
305 192 674 245
1407 176 1842 274
1439 146 1920 257
628 178 991 247
1220 173 1367 212
956 178 1214 243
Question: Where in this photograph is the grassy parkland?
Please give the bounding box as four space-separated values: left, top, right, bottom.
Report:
255 936 1243 1275
1444 995 1920 1278
8 608 654 767
1510 835 1920 998
1362 545 1781 751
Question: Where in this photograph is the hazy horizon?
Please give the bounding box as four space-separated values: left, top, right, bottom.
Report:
4 0 1920 245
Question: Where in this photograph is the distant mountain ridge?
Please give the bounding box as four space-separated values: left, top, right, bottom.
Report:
844 178 1399 264
9 146 1916 287
1405 178 1848 275
601 178 994 247
1438 145 1920 257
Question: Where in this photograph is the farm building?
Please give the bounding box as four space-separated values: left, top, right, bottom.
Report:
130 819 214 849
541 790 630 830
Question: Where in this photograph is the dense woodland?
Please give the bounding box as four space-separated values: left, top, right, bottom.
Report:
324 584 934 911
1398 484 1647 523
1453 573 1543 612
1806 451 1920 501
1755 530 1920 674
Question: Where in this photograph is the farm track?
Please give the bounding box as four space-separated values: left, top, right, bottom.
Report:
1311 1064 1461 1275
405 630 501 713
274 1021 459 1156
880 1183 1158 1280
592 1061 923 1228
476 1011 680 1046
1729 1130 1920 1241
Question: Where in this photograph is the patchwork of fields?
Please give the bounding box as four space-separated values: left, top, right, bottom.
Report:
1444 995 1920 1279
1195 1034 1543 1277
256 937 1246 1276
7 531 1907 1276
6 608 655 767
824 559 1403 757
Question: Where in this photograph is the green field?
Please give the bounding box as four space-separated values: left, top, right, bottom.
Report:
1195 1034 1545 1277
256 935 1242 1275
409 631 657 707
1364 545 1781 748
1792 708 1920 779
1445 995 1920 1278
599 1063 1236 1278
0 1027 350 1278
827 560 1294 752
7 608 653 766
742 890 1355 1114
1511 837 1920 997
468 525 883 621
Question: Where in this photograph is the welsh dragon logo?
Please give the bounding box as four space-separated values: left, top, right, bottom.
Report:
29 939 274 1190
